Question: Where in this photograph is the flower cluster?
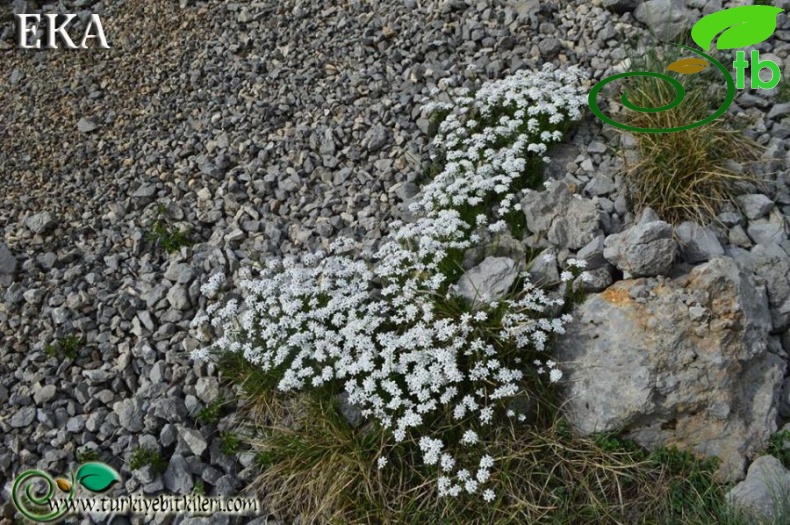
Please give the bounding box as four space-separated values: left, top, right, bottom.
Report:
419 64 588 222
192 64 589 501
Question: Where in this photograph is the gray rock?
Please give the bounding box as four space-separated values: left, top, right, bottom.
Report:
585 175 616 197
10 406 36 428
718 212 743 228
66 416 85 433
603 209 676 277
0 243 16 286
735 243 790 332
364 124 388 152
33 384 57 405
166 285 191 311
161 424 178 448
163 454 193 495
77 117 99 133
747 210 788 245
335 390 364 427
527 251 560 287
577 235 608 270
25 211 56 234
634 0 691 42
675 221 724 264
456 256 520 304
767 103 790 120
164 262 194 284
538 37 561 58
573 266 614 293
736 194 774 220
195 377 220 404
729 225 752 249
114 398 145 432
557 257 783 483
463 232 526 270
213 475 240 497
727 456 790 521
132 184 156 199
179 426 208 457
179 517 230 525
150 398 188 423
602 0 639 13
521 181 602 251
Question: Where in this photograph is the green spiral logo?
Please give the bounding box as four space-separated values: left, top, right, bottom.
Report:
587 5 784 133
587 44 735 134
11 462 121 522
12 469 73 522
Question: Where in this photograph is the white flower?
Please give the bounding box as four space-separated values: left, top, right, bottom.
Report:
194 62 590 501
483 489 496 502
566 258 587 269
440 453 456 472
462 430 479 445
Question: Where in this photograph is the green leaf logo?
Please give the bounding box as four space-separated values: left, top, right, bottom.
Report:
691 5 783 51
75 463 121 493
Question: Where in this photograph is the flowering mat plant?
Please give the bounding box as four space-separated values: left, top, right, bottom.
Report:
191 64 591 504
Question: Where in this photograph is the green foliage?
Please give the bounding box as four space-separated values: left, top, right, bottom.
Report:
147 219 194 254
220 432 241 455
129 447 167 475
45 334 82 359
648 446 723 520
778 78 790 103
196 396 225 425
76 450 100 463
592 432 646 459
766 429 790 468
193 479 205 496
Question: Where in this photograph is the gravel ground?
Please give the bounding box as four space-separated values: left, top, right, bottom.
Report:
0 0 788 524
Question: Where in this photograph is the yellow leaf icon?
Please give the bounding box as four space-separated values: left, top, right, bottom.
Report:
666 57 709 74
55 478 72 492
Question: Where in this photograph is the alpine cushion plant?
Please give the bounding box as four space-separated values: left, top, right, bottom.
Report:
419 64 588 235
191 63 590 503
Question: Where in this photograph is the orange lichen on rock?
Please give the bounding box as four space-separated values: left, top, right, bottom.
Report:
601 284 632 306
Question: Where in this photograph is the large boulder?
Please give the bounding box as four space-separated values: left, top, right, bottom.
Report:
556 257 785 483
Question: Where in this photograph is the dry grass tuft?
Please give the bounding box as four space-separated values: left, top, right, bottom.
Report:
615 44 764 226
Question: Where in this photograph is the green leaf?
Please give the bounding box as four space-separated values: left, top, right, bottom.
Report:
691 5 782 51
75 463 121 493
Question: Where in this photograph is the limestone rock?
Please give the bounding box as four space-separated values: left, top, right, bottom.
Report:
557 257 784 483
456 256 519 304
727 456 790 521
603 208 676 277
521 181 603 251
